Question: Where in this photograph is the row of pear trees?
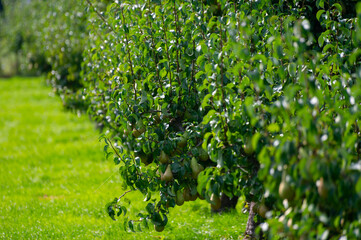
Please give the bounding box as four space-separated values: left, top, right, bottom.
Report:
0 0 112 109
78 0 361 239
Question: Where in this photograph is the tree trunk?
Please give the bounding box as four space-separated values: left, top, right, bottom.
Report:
15 52 20 75
243 201 256 240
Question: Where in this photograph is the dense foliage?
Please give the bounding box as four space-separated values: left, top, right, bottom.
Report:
0 0 89 110
83 0 361 238
2 0 360 238
0 0 49 76
40 0 88 110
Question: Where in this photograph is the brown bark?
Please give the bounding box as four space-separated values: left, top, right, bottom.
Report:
243 201 256 240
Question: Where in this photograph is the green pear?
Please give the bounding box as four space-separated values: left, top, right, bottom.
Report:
176 190 185 206
183 188 190 201
154 225 164 232
257 203 268 218
191 157 204 179
210 193 221 211
278 181 294 200
159 151 169 164
161 165 173 182
191 157 201 179
243 142 254 155
132 127 145 138
198 148 209 161
177 136 187 149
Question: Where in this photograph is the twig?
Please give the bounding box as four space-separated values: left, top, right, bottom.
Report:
117 189 134 202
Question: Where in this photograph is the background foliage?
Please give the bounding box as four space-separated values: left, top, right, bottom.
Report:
0 0 91 110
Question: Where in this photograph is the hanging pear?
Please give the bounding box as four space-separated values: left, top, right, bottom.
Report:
191 157 203 179
159 150 170 164
183 188 191 201
161 164 173 182
176 190 185 206
210 193 221 211
198 147 209 161
278 180 294 200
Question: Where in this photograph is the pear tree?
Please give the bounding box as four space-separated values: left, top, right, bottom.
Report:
83 0 361 238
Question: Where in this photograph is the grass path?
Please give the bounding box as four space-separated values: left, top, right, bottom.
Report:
0 77 247 239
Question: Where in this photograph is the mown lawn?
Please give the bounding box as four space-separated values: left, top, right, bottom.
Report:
0 77 247 239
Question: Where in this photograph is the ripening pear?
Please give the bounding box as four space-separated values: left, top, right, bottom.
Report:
183 188 191 201
278 180 294 200
210 193 221 211
258 203 268 218
132 127 145 138
191 157 204 179
198 148 209 161
177 136 187 149
243 142 254 155
161 165 173 182
176 190 185 206
159 151 170 164
190 157 200 179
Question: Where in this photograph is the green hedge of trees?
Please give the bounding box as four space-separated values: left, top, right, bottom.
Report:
83 0 361 238
2 0 361 238
0 0 92 109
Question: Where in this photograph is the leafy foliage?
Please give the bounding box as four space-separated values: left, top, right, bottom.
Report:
83 0 361 238
0 0 50 76
4 0 360 238
0 0 91 110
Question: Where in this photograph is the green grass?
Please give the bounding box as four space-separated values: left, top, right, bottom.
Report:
0 77 247 239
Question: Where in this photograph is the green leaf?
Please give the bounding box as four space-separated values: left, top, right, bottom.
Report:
323 44 334 53
252 132 261 151
288 62 297 77
316 10 325 21
316 0 325 8
202 110 217 125
356 177 361 195
160 68 167 78
128 221 135 232
332 3 342 13
267 123 280 133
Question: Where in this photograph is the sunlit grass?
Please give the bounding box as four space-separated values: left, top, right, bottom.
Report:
0 77 247 239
